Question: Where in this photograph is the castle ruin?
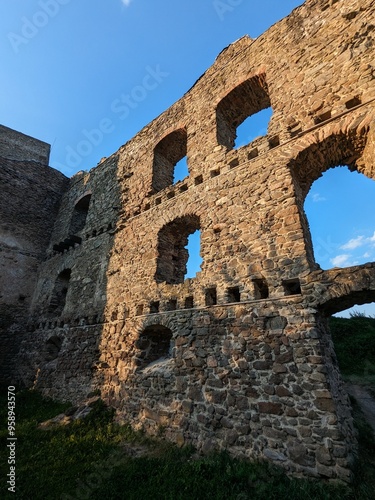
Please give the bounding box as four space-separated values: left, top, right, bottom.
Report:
1 0 375 481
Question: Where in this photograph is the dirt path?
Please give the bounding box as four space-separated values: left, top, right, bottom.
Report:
346 383 375 435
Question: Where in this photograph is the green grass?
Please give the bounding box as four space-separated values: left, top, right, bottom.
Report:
329 314 375 384
0 315 374 499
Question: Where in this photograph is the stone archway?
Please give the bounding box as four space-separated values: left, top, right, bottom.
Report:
289 116 375 269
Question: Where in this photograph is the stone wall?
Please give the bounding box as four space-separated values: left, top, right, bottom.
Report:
0 125 50 164
0 155 68 386
7 0 375 482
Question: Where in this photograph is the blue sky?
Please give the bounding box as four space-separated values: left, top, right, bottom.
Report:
1 0 374 317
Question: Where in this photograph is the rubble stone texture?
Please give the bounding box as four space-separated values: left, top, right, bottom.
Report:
1 0 375 482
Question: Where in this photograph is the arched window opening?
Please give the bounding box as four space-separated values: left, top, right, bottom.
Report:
216 74 271 150
49 269 71 314
69 194 91 235
304 166 375 271
155 215 201 284
234 107 273 149
152 129 188 193
289 131 371 267
136 325 173 369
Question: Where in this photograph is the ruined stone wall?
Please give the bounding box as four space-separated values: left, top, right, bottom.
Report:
13 0 375 482
0 125 50 165
0 156 68 386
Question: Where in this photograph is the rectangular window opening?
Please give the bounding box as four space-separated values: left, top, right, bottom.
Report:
205 287 217 306
248 148 259 160
150 301 160 314
253 279 269 299
283 278 301 296
136 304 144 316
227 286 241 303
268 135 280 149
166 299 177 311
314 111 331 124
184 296 194 309
345 97 361 109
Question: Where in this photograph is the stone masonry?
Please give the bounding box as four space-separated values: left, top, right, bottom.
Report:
1 0 375 482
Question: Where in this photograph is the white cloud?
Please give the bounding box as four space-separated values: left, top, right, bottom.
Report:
340 231 375 252
341 235 365 250
331 254 351 267
121 0 132 6
363 252 371 258
310 192 326 202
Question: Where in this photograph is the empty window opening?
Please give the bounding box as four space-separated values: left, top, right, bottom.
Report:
179 183 188 193
314 110 331 124
346 97 361 109
166 299 177 311
155 215 201 284
136 325 173 368
248 148 259 160
227 286 241 303
253 278 269 299
205 287 217 306
167 191 175 199
216 75 271 150
49 269 71 314
150 301 160 314
283 278 301 296
44 336 63 362
173 156 189 184
185 296 194 309
186 230 203 279
268 135 280 149
152 128 188 193
304 166 375 271
136 304 144 316
210 169 220 178
194 175 203 185
69 194 91 235
234 107 273 149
